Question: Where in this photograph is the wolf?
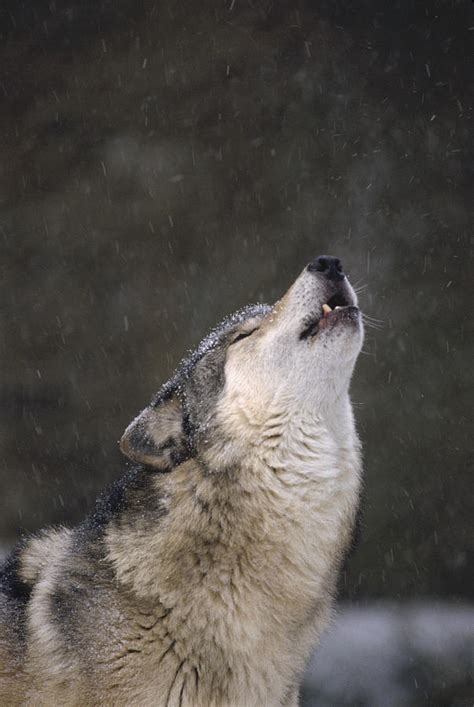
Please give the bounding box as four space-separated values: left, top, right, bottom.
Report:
0 255 364 706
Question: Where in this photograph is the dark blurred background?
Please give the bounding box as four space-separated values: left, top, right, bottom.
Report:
0 1 472 704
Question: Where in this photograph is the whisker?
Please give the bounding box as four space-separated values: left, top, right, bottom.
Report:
351 278 367 290
362 315 383 324
362 320 383 331
363 315 384 323
362 324 381 331
362 314 384 326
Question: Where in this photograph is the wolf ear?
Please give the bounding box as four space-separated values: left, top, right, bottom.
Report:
119 396 189 470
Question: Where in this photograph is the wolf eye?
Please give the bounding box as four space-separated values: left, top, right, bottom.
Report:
230 328 258 345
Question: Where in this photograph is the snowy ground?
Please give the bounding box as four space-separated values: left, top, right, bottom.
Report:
301 603 474 706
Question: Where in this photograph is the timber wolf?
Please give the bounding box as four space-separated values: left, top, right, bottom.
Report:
0 255 364 706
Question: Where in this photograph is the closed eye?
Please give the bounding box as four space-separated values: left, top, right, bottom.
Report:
230 328 258 345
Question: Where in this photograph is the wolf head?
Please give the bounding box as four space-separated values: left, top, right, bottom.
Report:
120 256 363 472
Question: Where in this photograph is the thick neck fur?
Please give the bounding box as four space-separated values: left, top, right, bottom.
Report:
104 393 361 704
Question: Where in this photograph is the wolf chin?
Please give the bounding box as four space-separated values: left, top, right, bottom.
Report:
0 256 364 706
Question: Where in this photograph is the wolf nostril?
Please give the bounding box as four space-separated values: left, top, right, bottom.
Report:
308 255 345 281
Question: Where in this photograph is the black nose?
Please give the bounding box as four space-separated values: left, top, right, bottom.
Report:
308 255 345 281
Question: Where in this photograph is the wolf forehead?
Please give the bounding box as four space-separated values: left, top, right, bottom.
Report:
151 303 271 406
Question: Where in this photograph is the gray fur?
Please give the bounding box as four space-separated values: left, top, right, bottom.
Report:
0 264 364 706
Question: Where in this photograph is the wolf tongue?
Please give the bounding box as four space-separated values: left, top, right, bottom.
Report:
322 304 332 317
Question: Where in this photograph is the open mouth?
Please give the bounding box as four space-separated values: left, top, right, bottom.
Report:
300 291 358 340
